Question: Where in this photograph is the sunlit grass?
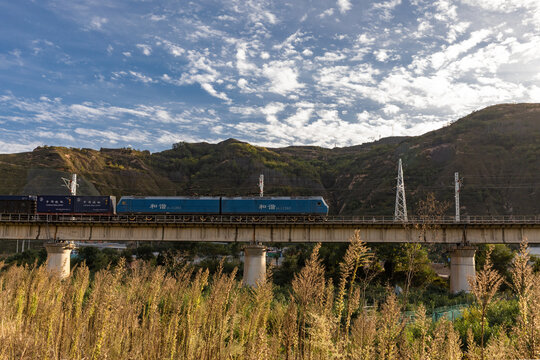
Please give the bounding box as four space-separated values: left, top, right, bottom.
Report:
0 239 538 359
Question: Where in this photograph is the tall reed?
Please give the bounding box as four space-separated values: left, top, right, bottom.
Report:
1 238 540 359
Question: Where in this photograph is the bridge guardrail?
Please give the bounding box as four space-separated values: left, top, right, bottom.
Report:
0 213 539 225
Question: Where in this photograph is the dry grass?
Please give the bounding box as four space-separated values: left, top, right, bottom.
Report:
0 238 538 359
467 246 503 360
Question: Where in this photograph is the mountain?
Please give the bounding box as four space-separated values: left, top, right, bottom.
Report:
0 103 539 216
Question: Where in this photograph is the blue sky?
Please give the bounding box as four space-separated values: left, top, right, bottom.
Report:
1 0 540 153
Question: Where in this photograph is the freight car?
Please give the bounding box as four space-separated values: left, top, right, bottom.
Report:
0 195 37 214
37 195 116 215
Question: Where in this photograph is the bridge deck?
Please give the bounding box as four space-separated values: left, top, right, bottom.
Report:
0 214 539 244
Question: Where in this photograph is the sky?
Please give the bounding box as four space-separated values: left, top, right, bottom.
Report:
1 0 540 153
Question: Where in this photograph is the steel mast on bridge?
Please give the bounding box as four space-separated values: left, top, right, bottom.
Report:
61 173 79 195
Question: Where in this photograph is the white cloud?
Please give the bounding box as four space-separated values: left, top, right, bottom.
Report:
37 131 75 141
316 63 380 96
212 125 224 134
0 141 40 154
136 44 152 56
186 21 229 41
217 14 236 21
357 111 371 121
528 85 540 100
236 44 257 75
265 12 277 24
229 106 259 116
272 30 305 54
413 20 433 39
507 34 540 63
155 131 195 145
261 103 286 121
461 0 536 12
175 50 232 102
461 0 540 28
434 0 458 21
372 0 402 20
382 104 400 115
429 29 492 70
285 107 313 127
447 22 471 43
200 83 231 102
74 128 148 143
129 71 154 83
319 8 335 18
70 104 104 117
88 17 108 31
337 0 352 14
112 71 155 83
315 52 347 62
149 14 167 21
237 78 255 93
262 61 304 95
231 0 279 26
159 39 185 57
0 51 23 69
357 34 375 45
229 103 286 124
374 49 390 62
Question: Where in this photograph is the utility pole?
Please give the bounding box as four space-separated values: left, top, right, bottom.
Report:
394 159 408 221
258 174 264 197
455 172 462 222
62 173 78 195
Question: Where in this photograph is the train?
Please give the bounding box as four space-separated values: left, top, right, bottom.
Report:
0 195 329 216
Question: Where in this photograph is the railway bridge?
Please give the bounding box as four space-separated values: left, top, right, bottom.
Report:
1 213 539 292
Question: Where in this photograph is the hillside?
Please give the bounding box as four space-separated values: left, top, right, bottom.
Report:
0 103 539 216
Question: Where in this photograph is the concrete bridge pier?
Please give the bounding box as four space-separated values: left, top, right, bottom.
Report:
45 242 75 279
243 244 266 287
450 246 476 294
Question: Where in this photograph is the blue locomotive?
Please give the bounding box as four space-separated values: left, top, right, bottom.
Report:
221 197 328 215
116 196 220 214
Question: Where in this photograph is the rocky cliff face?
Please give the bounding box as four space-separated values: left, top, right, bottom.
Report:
1 103 539 216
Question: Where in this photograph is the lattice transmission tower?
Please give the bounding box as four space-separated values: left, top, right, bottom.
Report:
394 159 408 221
